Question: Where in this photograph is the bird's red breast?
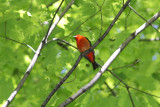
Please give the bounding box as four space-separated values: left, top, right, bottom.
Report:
74 35 94 63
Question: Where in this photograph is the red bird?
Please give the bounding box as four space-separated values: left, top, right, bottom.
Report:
74 35 99 70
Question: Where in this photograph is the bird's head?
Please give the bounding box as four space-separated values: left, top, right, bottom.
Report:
73 35 85 41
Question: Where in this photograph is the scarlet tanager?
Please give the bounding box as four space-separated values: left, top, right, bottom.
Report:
74 35 99 70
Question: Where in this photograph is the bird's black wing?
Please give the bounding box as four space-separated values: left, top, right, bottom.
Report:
84 37 95 62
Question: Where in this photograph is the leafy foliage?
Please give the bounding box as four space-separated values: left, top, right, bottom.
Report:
0 0 160 107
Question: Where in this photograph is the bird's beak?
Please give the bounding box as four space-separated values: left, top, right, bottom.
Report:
73 36 77 38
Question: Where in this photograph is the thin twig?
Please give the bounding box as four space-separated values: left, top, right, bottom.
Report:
139 37 160 41
125 8 131 30
120 84 160 99
112 59 140 70
46 0 59 8
126 88 135 107
129 86 160 98
64 69 77 83
0 35 36 53
39 20 46 35
104 82 116 96
129 4 159 33
47 38 77 49
95 0 105 37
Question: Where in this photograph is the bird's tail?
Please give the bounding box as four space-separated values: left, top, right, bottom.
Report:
92 61 99 70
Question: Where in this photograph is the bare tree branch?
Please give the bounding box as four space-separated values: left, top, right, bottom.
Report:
0 35 36 53
129 86 160 98
3 0 74 106
125 8 131 30
46 0 59 8
64 69 77 83
95 0 105 37
129 4 160 33
59 11 160 107
112 59 140 70
127 88 135 107
104 82 116 96
139 37 160 41
47 38 77 49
